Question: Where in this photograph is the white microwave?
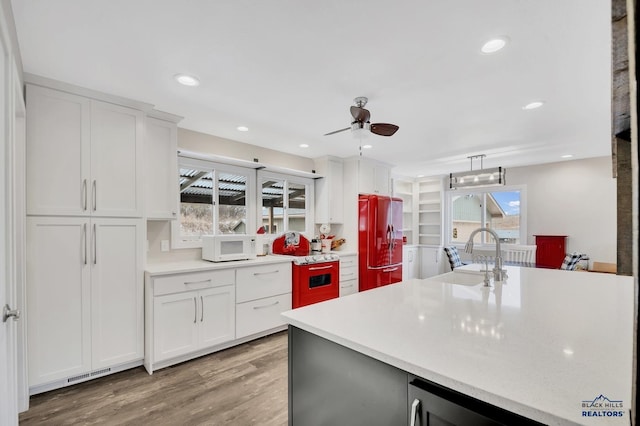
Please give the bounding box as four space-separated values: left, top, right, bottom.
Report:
202 234 257 262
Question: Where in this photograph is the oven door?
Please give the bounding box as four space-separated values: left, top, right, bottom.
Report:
293 261 339 308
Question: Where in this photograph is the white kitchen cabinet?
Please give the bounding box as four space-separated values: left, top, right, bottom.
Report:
357 158 391 195
339 254 358 297
145 269 236 372
314 156 344 223
420 246 444 278
235 263 292 339
90 218 144 370
144 114 180 220
402 246 420 280
26 216 143 391
153 284 235 363
26 84 143 218
393 178 417 245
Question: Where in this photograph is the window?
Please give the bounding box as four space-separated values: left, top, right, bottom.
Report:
172 157 256 248
258 171 313 236
446 186 525 246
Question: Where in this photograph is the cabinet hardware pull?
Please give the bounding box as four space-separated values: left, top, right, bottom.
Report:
410 398 421 426
200 296 204 322
92 223 97 265
340 285 351 289
193 297 197 323
341 272 355 277
82 223 87 265
184 279 212 286
382 267 398 273
309 265 333 271
253 270 279 276
82 179 87 211
253 301 279 310
92 180 97 211
342 261 354 265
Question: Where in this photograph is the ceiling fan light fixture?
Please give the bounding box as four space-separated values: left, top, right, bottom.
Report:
481 36 509 54
174 73 200 87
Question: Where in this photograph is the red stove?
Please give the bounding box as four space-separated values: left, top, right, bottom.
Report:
291 254 340 308
272 232 340 308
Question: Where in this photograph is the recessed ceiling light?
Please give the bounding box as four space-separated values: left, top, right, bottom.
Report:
561 154 573 159
523 101 544 110
481 37 509 54
299 144 309 148
236 126 249 132
361 144 372 149
417 174 425 178
174 74 200 87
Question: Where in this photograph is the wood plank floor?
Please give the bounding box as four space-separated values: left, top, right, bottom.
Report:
19 331 288 425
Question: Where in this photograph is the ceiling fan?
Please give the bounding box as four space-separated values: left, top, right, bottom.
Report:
324 97 399 137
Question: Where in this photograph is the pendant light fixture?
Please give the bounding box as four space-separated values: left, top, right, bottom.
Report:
449 154 506 189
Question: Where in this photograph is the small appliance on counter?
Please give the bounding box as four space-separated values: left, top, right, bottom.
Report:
271 232 310 256
310 238 322 254
202 234 257 262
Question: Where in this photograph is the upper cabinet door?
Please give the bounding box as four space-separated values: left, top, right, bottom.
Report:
144 117 178 220
90 101 143 217
26 85 91 216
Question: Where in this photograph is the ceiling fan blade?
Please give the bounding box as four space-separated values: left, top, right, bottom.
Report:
370 123 399 136
350 106 371 123
324 127 351 136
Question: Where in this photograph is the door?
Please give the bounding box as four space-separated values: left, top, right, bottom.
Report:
360 195 391 268
26 217 92 387
0 34 18 423
154 292 199 362
90 101 143 217
26 85 91 216
198 285 235 348
145 117 178 219
91 219 143 369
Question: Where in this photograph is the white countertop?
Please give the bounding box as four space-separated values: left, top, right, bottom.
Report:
145 254 296 276
282 265 634 425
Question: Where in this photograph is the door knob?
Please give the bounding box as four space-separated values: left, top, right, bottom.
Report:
3 304 20 323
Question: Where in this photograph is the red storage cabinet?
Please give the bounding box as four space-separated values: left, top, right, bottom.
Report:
534 235 567 269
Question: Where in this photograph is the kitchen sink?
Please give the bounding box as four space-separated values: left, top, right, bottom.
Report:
423 271 485 286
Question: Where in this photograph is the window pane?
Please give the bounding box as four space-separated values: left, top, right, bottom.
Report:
288 182 306 232
261 178 284 234
486 191 520 244
450 194 483 244
217 171 247 234
179 168 213 236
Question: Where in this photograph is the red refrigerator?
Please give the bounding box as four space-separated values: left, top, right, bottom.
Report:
358 194 403 291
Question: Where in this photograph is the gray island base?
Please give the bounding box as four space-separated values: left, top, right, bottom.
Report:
288 326 544 425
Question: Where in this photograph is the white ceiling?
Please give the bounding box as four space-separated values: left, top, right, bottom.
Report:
11 0 612 177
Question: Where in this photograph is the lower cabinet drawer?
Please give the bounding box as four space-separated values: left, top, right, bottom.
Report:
340 265 358 282
339 279 358 297
236 293 291 339
236 263 292 303
153 269 235 296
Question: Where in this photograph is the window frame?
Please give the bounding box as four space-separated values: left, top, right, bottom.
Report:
171 157 257 249
444 184 527 249
257 170 315 237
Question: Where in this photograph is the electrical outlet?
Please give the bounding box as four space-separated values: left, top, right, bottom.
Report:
161 240 170 252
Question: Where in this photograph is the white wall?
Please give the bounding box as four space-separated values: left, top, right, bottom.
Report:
178 128 315 172
508 156 616 263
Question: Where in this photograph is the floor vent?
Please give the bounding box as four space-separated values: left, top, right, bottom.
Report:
67 373 91 383
91 368 111 377
66 367 112 383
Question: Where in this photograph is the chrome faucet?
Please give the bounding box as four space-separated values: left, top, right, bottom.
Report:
464 227 507 282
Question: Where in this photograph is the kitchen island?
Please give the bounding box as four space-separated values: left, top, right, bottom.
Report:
282 265 634 425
